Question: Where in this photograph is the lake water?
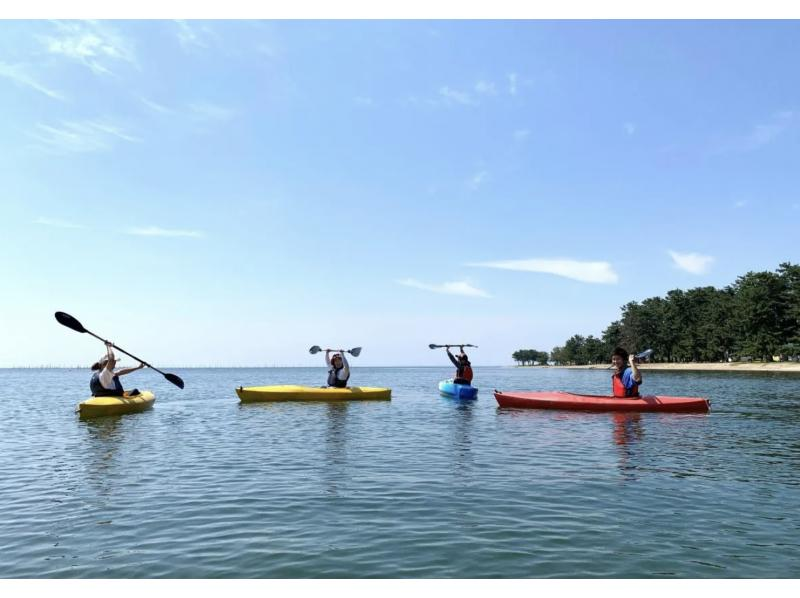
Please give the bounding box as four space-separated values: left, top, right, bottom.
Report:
1 366 799 578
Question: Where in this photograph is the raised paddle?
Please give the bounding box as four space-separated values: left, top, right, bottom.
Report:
429 344 478 349
54 311 185 389
309 345 362 357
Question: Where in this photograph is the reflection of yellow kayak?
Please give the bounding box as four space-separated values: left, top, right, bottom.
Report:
236 385 391 403
78 391 156 418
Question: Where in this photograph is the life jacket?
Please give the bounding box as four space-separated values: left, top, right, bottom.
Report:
456 362 474 384
612 369 639 398
327 366 349 388
90 372 124 397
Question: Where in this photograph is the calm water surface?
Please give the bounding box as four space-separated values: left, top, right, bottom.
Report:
1 366 799 578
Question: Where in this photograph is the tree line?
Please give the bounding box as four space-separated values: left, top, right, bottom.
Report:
515 262 800 366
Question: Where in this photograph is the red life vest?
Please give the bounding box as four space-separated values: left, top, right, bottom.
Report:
462 365 474 383
612 371 639 398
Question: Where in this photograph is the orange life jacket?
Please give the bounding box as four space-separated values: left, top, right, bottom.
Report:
612 370 639 398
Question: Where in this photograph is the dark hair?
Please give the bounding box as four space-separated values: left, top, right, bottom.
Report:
612 347 629 361
91 362 102 371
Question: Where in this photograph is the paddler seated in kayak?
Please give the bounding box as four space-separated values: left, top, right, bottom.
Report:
90 341 145 397
611 347 642 398
325 349 350 388
446 345 474 386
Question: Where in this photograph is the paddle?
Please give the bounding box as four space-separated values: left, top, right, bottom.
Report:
607 349 654 369
429 344 478 349
54 311 185 389
309 345 362 357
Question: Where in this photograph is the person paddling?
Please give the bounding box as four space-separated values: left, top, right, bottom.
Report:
611 347 642 398
325 349 350 388
90 341 145 397
446 345 474 386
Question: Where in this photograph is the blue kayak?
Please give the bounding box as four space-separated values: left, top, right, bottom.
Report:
439 379 478 400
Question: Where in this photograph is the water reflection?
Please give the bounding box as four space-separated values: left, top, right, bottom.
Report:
612 413 645 480
323 402 350 496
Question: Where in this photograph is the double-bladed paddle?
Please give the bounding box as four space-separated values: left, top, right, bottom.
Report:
429 344 478 349
309 345 362 357
54 311 185 389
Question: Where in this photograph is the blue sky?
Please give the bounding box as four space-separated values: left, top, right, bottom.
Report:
1 19 799 367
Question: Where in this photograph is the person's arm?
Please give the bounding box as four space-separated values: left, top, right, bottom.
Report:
325 349 331 368
628 353 642 384
446 347 459 367
116 363 146 377
104 342 116 371
339 352 349 379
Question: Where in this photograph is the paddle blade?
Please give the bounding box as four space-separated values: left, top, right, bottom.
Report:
428 344 440 350
55 311 86 333
309 345 322 354
636 349 654 360
165 373 184 389
349 347 362 357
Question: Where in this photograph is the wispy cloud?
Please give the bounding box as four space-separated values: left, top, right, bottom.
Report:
513 129 530 141
34 217 85 229
0 62 66 100
126 227 204 238
624 122 636 136
189 101 236 122
40 21 137 76
668 250 715 275
29 120 140 154
469 258 619 284
734 200 748 209
439 86 476 106
397 278 491 298
140 96 172 114
713 110 795 154
467 170 489 190
175 20 220 52
475 80 498 96
355 96 375 107
508 72 518 96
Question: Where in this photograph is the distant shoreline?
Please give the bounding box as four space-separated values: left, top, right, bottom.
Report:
519 362 800 373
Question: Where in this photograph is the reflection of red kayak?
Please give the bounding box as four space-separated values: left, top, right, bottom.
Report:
494 390 710 413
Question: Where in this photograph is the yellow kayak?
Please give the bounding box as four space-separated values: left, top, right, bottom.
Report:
78 391 156 418
236 385 391 403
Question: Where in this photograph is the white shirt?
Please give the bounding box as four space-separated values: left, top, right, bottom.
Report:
98 368 117 390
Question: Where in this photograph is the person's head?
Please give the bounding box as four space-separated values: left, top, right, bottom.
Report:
458 353 470 365
331 353 343 367
611 347 629 371
91 355 112 371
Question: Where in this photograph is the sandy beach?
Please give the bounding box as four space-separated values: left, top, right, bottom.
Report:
536 362 800 373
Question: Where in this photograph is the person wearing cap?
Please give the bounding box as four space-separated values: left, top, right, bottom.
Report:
89 341 145 397
325 349 350 388
611 346 642 398
446 345 473 385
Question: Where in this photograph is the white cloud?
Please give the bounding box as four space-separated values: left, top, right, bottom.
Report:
34 217 85 229
126 227 204 238
175 20 220 51
41 21 137 76
513 129 530 140
508 72 518 96
714 110 796 154
189 101 236 122
624 122 636 136
469 258 619 284
668 250 715 275
475 80 497 95
140 97 172 113
467 170 489 190
438 86 476 106
397 278 491 298
355 96 375 107
29 120 140 154
734 200 748 208
0 62 66 100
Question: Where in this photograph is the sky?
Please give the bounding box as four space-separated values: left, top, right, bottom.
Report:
1 18 799 367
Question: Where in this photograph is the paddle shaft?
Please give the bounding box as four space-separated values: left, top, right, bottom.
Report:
84 329 169 378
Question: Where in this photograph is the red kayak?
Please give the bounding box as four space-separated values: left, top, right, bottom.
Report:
494 390 710 413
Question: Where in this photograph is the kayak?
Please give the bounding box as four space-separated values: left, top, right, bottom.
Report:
236 385 391 402
494 390 710 413
78 390 156 418
439 379 478 400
